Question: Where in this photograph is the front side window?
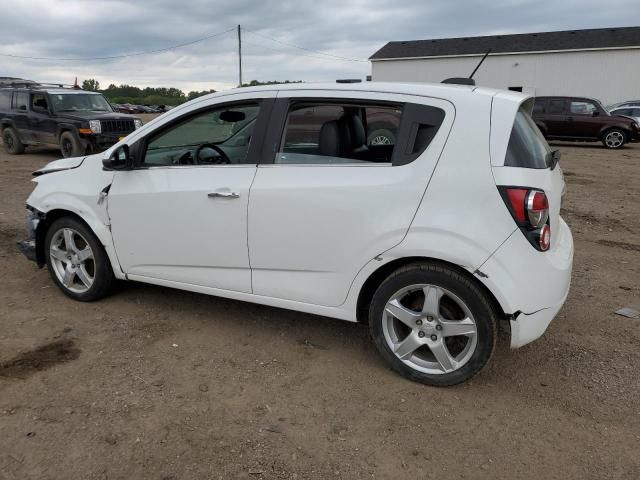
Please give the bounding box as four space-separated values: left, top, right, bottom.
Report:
31 93 48 111
276 103 402 165
143 103 260 167
49 93 112 113
569 101 597 115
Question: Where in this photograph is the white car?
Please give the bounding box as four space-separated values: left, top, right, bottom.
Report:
19 82 573 386
608 106 640 124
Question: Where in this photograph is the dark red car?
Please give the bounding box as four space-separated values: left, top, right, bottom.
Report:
533 96 639 149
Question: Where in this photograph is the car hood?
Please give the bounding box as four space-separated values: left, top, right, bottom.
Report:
33 156 86 176
55 111 139 122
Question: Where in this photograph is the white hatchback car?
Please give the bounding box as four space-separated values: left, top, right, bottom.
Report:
19 82 573 386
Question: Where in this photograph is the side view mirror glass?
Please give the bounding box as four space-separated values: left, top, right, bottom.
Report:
103 144 131 170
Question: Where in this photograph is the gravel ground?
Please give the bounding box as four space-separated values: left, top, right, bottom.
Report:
0 138 639 480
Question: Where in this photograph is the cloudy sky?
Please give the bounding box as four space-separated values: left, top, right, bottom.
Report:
1 0 639 93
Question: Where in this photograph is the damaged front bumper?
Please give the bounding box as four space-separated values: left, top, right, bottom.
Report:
17 206 45 266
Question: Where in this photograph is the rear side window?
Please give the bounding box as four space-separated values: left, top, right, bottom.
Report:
532 100 545 114
505 101 552 169
12 92 29 110
0 91 11 110
276 103 403 165
548 99 565 114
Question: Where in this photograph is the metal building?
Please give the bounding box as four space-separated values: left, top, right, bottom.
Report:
370 27 640 106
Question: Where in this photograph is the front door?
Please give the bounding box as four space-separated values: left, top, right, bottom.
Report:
108 94 274 293
567 99 602 139
247 91 454 307
29 93 57 145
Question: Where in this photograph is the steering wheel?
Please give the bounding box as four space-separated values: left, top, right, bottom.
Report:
194 143 231 165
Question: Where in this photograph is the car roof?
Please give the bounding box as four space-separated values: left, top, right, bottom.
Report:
3 87 102 95
204 81 525 103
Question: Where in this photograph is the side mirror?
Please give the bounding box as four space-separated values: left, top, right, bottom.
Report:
103 144 131 170
592 111 600 117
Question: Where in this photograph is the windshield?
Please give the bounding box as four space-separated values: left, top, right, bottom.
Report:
49 93 113 113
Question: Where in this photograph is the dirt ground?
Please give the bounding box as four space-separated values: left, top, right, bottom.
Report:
0 137 639 480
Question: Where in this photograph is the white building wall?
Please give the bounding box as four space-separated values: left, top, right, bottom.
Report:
371 48 640 105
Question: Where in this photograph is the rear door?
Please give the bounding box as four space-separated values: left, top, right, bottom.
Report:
11 91 31 141
543 98 569 138
247 90 453 307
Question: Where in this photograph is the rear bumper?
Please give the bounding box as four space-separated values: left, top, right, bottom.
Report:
478 217 574 348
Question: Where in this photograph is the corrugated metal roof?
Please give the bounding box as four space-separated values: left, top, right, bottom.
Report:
370 26 640 60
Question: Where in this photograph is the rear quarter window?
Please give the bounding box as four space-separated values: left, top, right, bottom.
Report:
504 101 552 169
0 91 11 111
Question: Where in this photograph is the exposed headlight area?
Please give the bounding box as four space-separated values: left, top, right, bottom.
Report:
134 119 143 130
89 119 102 134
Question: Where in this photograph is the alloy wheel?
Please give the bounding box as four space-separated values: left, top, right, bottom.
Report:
371 135 392 145
382 284 478 374
49 227 95 294
605 131 624 148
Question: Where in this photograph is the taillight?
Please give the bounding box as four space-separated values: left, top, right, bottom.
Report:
526 190 549 228
498 186 551 251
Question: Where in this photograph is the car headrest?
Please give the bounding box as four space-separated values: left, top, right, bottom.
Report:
343 114 366 149
319 120 342 157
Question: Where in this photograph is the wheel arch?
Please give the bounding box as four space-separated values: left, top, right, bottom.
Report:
599 125 630 140
355 256 506 326
1 119 17 131
34 209 93 265
33 206 123 278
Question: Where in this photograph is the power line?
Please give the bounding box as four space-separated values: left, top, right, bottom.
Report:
0 27 236 61
242 28 368 62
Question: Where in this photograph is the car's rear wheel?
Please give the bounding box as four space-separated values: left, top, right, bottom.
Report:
369 263 497 386
59 131 84 158
45 217 116 301
602 128 626 149
2 127 25 154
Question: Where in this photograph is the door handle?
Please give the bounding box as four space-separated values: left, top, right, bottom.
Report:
208 191 240 199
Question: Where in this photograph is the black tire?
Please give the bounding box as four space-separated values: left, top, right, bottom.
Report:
59 131 84 158
368 262 497 386
44 217 116 301
2 127 25 154
367 128 396 146
601 128 626 149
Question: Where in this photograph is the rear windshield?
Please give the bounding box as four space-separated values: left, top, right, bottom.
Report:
505 100 552 169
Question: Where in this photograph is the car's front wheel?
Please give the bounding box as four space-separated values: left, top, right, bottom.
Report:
59 131 84 158
602 128 626 149
45 217 116 301
369 263 497 386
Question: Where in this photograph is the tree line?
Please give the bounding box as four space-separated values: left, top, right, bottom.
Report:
82 79 301 106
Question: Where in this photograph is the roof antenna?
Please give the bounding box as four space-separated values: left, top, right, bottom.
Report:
441 49 492 86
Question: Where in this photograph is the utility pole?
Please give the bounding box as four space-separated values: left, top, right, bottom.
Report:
237 24 243 87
